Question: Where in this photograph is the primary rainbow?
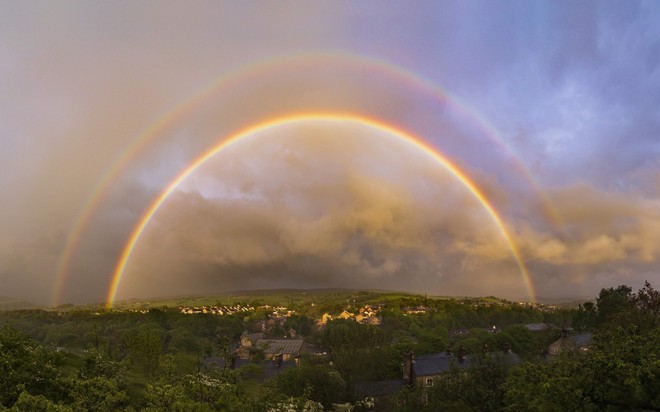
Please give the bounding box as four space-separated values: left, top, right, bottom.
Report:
54 50 555 306
105 113 535 307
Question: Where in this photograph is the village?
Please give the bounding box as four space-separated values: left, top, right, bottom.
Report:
172 298 589 409
2 283 652 411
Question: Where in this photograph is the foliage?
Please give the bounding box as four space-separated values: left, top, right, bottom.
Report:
0 284 657 411
0 323 65 407
68 376 130 412
596 284 633 326
502 281 660 411
274 364 346 408
10 391 72 412
425 354 509 411
120 323 164 378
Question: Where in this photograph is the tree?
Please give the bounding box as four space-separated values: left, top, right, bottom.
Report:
265 386 324 412
574 301 597 332
121 323 164 378
274 364 346 408
69 376 130 412
596 285 632 326
428 354 509 411
504 282 660 411
10 391 72 412
0 324 65 407
502 358 599 411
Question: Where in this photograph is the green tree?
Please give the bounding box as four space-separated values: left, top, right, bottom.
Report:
502 358 599 411
274 364 346 408
504 282 660 411
427 354 509 411
121 323 164 378
596 285 632 325
10 391 72 412
0 324 65 407
69 376 129 412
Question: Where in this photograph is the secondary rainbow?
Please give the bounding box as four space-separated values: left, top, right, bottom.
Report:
54 50 555 306
106 113 535 308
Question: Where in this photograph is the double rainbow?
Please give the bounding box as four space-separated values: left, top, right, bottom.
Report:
51 51 548 306
105 113 535 307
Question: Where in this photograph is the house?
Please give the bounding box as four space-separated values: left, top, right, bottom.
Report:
255 338 304 361
404 344 520 387
236 332 265 359
404 348 471 387
548 330 592 355
240 332 265 348
403 306 428 315
338 310 354 320
315 313 333 330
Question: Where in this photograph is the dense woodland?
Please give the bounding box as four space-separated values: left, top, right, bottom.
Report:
0 283 657 411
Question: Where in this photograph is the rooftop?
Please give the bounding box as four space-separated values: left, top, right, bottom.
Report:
256 338 304 354
413 353 470 377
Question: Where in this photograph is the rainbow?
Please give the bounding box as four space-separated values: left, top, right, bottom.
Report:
105 113 535 307
53 50 555 306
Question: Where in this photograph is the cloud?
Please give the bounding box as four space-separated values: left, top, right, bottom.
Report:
0 2 658 304
518 183 660 265
118 125 520 299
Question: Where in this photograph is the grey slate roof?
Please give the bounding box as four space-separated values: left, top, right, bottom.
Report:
244 332 265 341
569 333 592 347
256 338 304 354
413 353 470 377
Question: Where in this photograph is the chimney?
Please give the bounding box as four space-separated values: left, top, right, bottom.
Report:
458 345 467 362
403 351 415 382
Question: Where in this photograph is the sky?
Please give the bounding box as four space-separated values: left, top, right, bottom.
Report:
1 1 659 306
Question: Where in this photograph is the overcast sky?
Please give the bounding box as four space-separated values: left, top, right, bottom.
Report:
1 1 658 305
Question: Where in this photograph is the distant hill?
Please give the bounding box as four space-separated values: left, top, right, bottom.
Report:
60 288 579 311
109 288 507 311
532 296 592 308
0 297 40 311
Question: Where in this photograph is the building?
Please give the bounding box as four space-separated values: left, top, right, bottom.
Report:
404 347 471 387
337 310 354 320
240 332 264 348
404 344 520 387
548 330 592 355
255 338 304 361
